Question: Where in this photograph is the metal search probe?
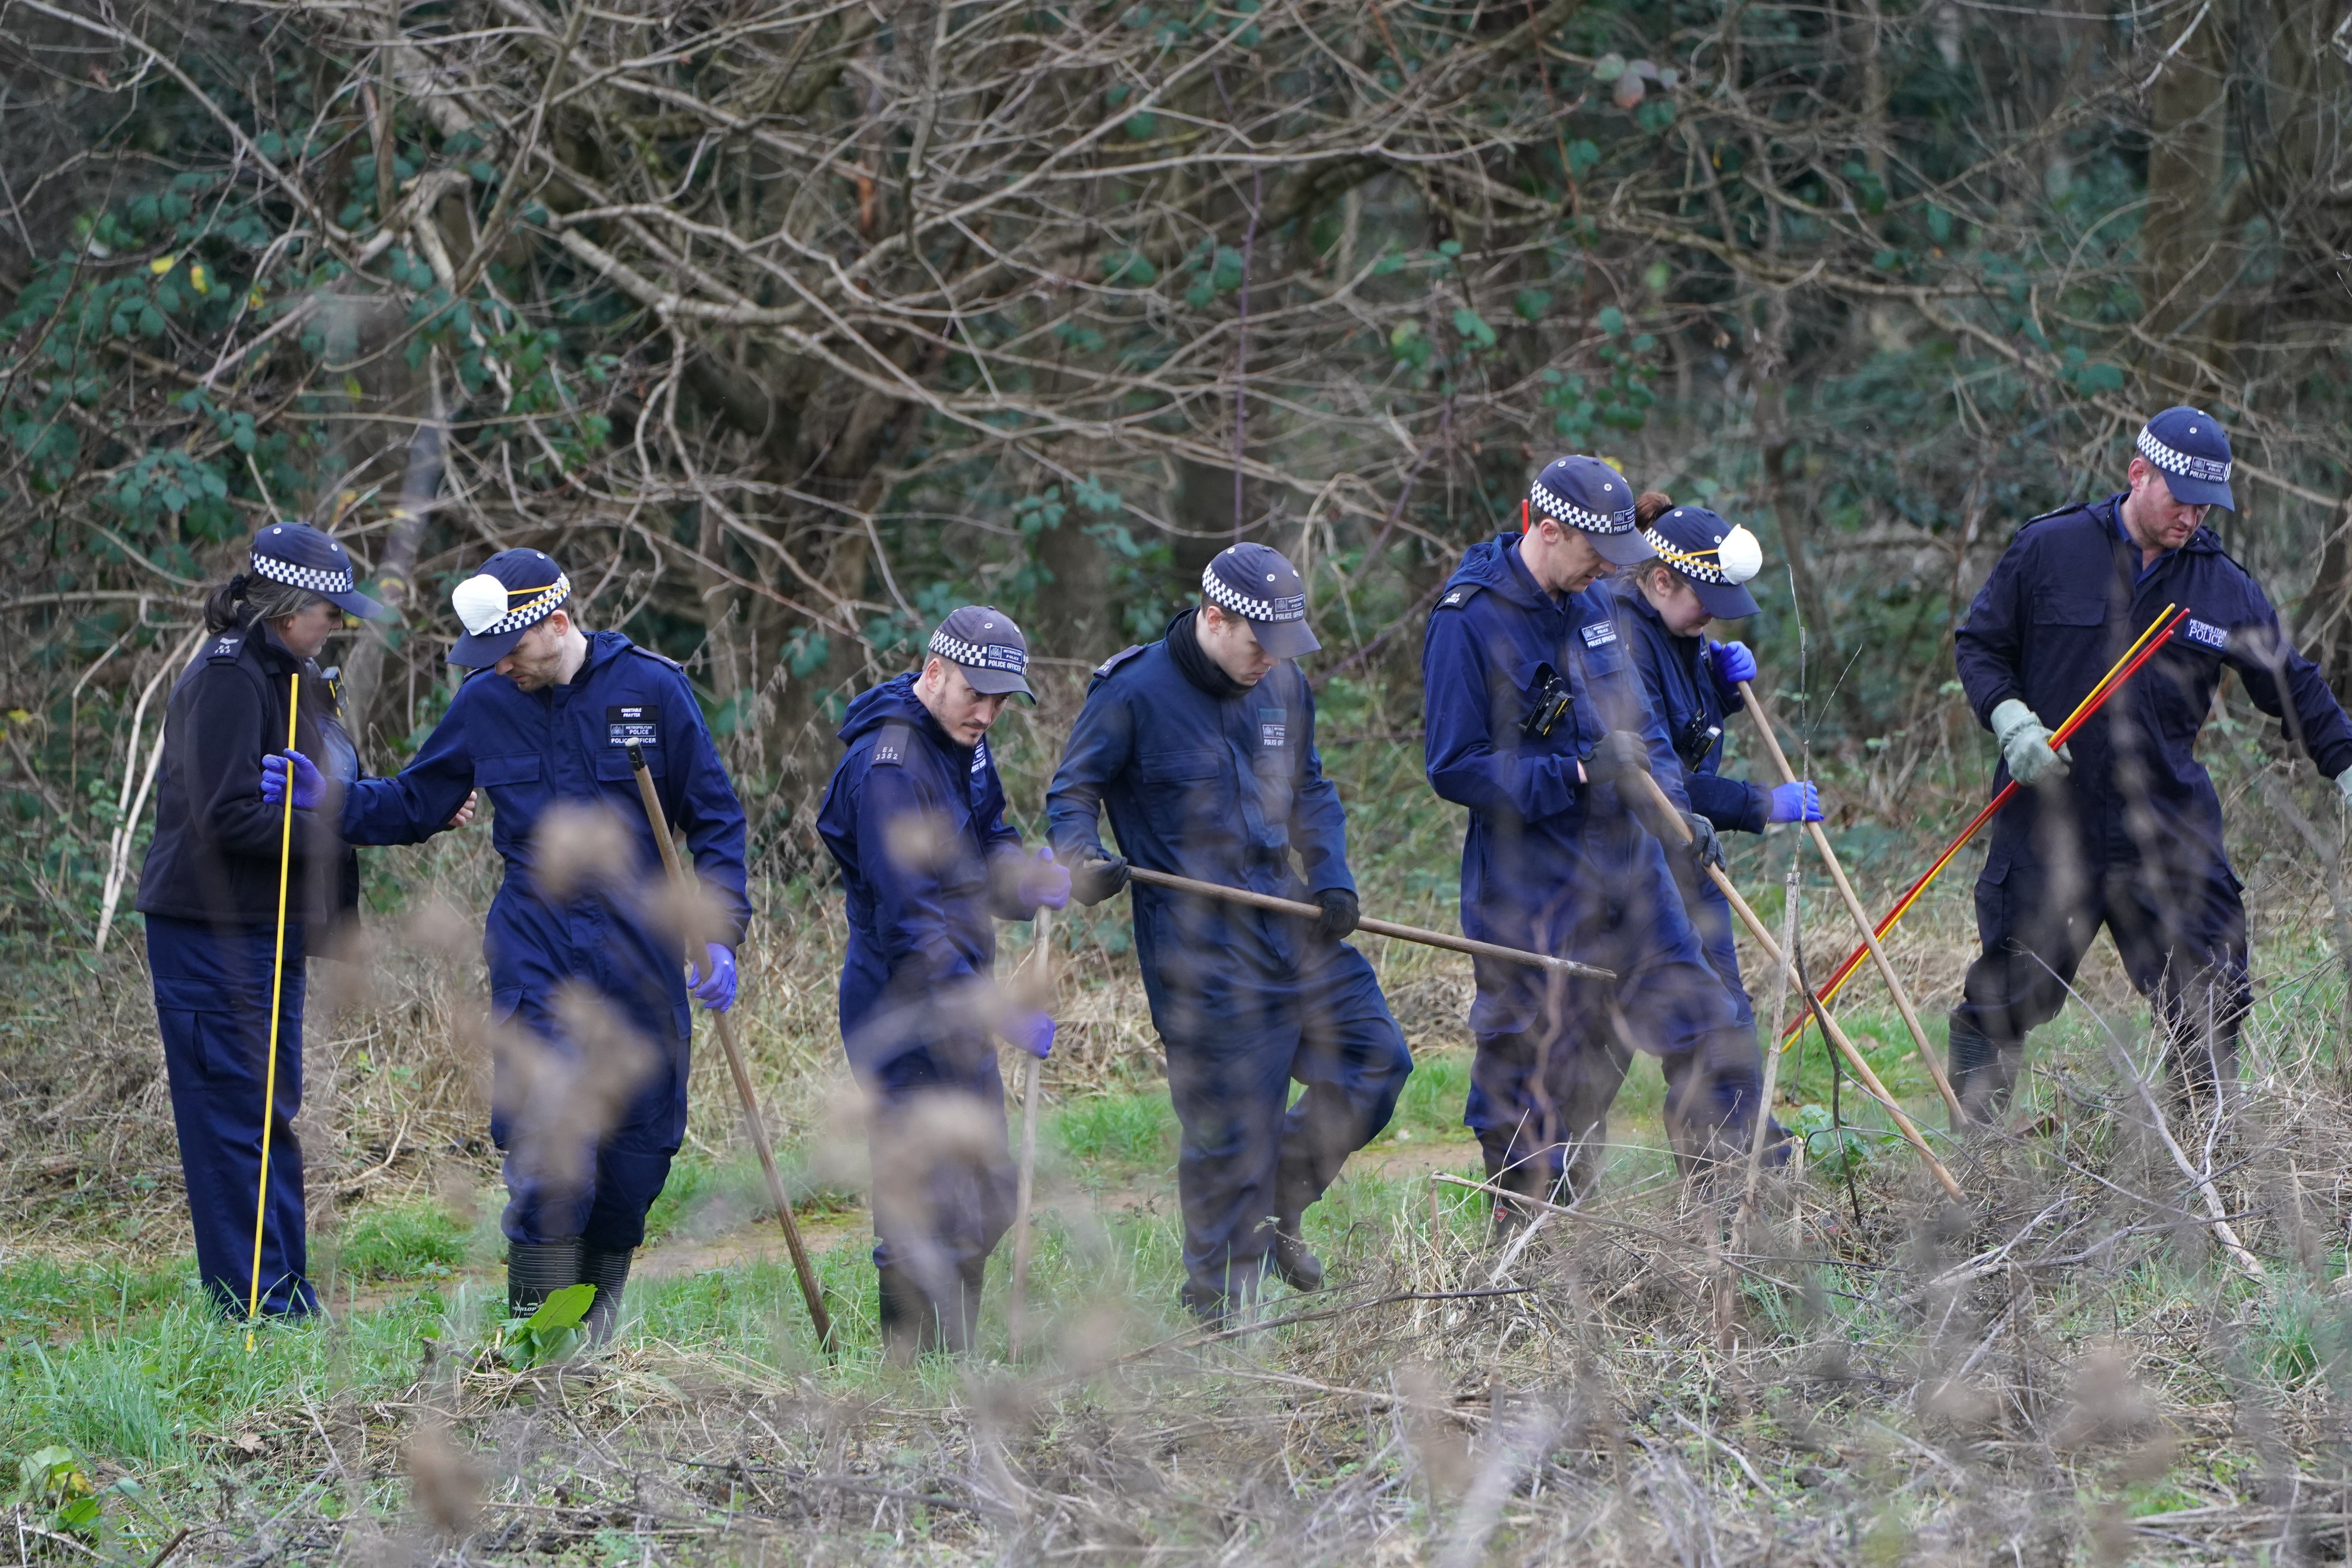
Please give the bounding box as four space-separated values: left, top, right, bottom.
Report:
1626 770 1965 1203
1123 866 1615 981
624 740 835 1356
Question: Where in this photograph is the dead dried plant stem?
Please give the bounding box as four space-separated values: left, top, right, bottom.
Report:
2105 1034 2265 1279
1008 906 1050 1359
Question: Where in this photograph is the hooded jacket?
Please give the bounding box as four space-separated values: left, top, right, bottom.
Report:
1606 578 1769 835
1956 495 2352 881
817 673 1029 1044
1421 535 1693 1031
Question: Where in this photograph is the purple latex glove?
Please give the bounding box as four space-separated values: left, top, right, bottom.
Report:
1706 639 1757 698
1007 1009 1055 1060
260 750 325 810
1017 846 1071 911
686 944 737 1011
1768 780 1823 824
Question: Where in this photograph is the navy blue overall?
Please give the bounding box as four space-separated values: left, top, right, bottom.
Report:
1422 537 1765 1185
341 631 748 1250
1609 580 1768 1028
816 675 1033 1314
1047 619 1412 1307
1949 497 2352 1114
138 620 358 1318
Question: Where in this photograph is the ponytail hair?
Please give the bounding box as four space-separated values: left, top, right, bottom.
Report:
202 573 251 632
1633 490 1674 527
202 570 323 632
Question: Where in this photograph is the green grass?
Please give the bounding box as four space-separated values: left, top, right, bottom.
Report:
334 1197 472 1280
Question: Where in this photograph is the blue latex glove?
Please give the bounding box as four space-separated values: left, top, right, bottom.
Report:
686 944 737 1011
1007 1009 1055 1060
260 750 325 810
1768 780 1823 824
1018 846 1071 912
1706 639 1758 693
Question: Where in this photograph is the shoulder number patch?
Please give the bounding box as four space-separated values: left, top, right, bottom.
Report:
607 703 660 747
2182 617 2228 651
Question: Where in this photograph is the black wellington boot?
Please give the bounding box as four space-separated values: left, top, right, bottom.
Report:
1270 1217 1324 1292
579 1246 634 1345
507 1240 582 1319
878 1264 937 1362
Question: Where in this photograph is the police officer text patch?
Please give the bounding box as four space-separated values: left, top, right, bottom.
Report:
1259 708 1287 748
2183 617 2228 651
607 704 660 746
1580 621 1619 648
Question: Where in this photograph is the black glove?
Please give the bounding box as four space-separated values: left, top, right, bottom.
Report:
1313 887 1359 941
1071 853 1131 907
1583 729 1651 786
1681 811 1724 872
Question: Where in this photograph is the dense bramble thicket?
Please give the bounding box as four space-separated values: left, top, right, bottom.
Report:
2 0 2349 927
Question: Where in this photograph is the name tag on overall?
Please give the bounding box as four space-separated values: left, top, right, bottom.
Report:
607 704 660 746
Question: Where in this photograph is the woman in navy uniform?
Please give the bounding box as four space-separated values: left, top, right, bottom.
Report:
1421 457 1769 1218
817 607 1069 1356
1049 544 1412 1321
1949 408 2352 1118
282 548 750 1338
1607 493 1821 1034
139 523 393 1318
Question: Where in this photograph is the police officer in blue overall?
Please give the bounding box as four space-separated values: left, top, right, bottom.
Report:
1949 408 2352 1119
1048 545 1412 1319
817 608 1070 1355
278 548 749 1337
1423 457 1769 1218
142 523 402 1318
1608 494 1822 1028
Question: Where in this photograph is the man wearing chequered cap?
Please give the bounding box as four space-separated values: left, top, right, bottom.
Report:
815 606 1069 1356
1421 456 1773 1221
1048 543 1413 1322
285 547 751 1342
1949 408 2352 1120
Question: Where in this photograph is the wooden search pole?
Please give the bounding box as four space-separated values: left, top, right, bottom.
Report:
625 742 835 1356
1124 866 1615 981
1628 772 1965 1202
1737 681 1964 1124
1006 907 1050 1359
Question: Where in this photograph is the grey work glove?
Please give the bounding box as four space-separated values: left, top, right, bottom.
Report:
1991 698 2071 787
2336 767 2352 810
1071 853 1131 907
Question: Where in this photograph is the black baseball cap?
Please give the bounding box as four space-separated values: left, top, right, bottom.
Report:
248 522 385 619
1201 543 1319 660
449 548 571 667
928 605 1034 699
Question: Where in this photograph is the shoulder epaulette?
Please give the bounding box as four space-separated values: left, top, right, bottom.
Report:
1091 644 1148 682
629 644 686 671
1434 581 1485 611
870 720 919 768
204 628 247 664
2020 501 2091 529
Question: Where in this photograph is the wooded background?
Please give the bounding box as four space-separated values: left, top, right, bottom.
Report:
4 0 2349 930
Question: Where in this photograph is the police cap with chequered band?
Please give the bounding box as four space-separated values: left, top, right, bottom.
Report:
1201 542 1319 660
448 548 572 668
2135 406 2235 512
249 521 386 619
929 604 1034 699
1527 455 1650 566
1641 505 1767 621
